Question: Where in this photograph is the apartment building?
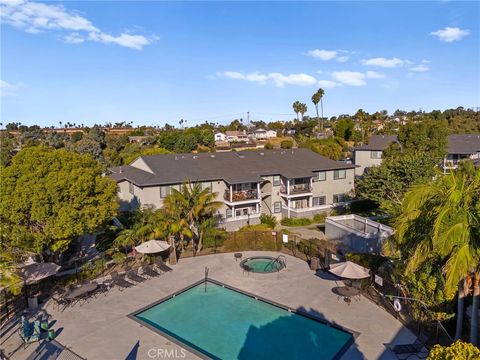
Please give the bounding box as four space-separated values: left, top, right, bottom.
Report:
109 149 356 231
353 135 399 176
442 134 480 171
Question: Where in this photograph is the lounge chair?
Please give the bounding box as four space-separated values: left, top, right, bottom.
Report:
110 271 133 290
19 316 41 347
387 333 428 358
155 258 173 272
141 264 160 277
126 268 146 283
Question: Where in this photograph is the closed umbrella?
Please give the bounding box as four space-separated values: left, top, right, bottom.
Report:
328 261 370 279
135 240 170 254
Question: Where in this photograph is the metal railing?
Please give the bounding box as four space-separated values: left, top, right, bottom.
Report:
280 183 312 195
224 189 258 202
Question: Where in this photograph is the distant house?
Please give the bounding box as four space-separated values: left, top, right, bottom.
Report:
128 136 150 143
226 130 248 142
253 128 277 140
443 134 480 171
214 132 226 142
353 135 399 176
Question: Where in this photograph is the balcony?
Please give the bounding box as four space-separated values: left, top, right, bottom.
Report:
280 183 312 195
224 189 258 202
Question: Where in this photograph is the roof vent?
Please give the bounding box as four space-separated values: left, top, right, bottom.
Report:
193 155 198 159
210 154 216 158
119 166 123 173
260 152 264 156
175 156 178 160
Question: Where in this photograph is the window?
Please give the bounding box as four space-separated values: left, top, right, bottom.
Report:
313 171 326 182
333 193 345 203
160 185 171 198
313 196 326 206
129 182 134 195
273 201 282 213
242 208 249 216
226 209 232 218
333 169 346 180
273 175 281 186
371 150 382 159
201 182 212 192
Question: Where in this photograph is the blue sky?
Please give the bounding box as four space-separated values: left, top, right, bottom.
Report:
1 1 479 127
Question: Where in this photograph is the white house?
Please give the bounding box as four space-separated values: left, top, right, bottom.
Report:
253 128 277 140
226 130 248 142
214 132 226 142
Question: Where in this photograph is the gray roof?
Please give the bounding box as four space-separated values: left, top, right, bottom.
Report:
447 134 480 155
354 135 399 151
109 149 356 187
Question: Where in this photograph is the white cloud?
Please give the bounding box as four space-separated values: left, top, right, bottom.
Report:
1 80 23 96
307 49 338 61
361 57 407 68
337 56 349 63
430 27 471 42
365 71 385 79
317 80 339 88
331 71 367 86
219 71 317 87
0 0 155 50
409 64 430 72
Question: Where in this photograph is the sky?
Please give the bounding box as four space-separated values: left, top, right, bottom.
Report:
1 1 479 127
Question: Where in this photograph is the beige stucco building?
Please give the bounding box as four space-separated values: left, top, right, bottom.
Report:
110 149 356 231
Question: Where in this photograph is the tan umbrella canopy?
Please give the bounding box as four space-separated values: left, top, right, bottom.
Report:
19 258 61 284
328 261 370 279
135 240 171 254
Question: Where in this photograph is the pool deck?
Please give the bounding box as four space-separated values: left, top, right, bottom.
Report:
2 251 416 360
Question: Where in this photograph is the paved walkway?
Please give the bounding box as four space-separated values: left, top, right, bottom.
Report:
2 252 416 360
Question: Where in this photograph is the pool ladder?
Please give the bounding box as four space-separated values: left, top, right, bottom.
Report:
272 255 287 271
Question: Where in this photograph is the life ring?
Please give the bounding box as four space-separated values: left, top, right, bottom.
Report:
393 299 402 312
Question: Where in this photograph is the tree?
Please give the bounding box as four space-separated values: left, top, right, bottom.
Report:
67 136 103 160
299 102 308 121
280 140 293 149
392 165 480 343
312 88 325 132
334 117 356 141
427 340 480 359
0 146 118 254
292 101 302 121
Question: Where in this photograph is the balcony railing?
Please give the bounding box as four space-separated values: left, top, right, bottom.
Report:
280 183 312 195
224 189 258 202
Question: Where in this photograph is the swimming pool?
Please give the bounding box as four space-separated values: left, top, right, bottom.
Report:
240 256 285 273
130 279 353 360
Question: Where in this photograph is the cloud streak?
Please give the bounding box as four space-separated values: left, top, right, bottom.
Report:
361 57 408 68
307 49 350 62
430 27 470 42
1 80 23 96
0 0 155 50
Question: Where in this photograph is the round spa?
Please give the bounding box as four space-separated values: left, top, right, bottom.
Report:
240 256 286 273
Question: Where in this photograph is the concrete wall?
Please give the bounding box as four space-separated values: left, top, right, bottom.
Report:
354 150 383 176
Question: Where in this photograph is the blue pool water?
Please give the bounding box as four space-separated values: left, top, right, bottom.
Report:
134 282 352 359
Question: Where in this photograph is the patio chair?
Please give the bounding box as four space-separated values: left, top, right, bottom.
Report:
19 317 41 347
142 264 161 277
387 333 428 358
155 257 173 272
110 271 133 290
126 268 147 283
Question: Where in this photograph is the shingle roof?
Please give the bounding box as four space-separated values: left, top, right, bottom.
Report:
447 134 480 155
354 135 399 151
109 149 356 186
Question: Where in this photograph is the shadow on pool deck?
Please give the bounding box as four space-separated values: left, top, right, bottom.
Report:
238 306 364 360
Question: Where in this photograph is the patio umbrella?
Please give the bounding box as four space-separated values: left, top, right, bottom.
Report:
135 240 170 254
18 258 61 284
328 261 370 280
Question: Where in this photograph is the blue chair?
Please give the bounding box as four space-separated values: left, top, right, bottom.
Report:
19 316 41 347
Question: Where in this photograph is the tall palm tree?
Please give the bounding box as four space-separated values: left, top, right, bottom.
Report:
393 164 480 343
292 101 302 121
299 103 308 121
312 88 325 132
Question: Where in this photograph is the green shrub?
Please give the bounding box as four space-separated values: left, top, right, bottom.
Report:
312 213 326 223
260 214 277 229
238 223 272 232
428 340 480 359
112 252 127 264
264 142 274 149
281 217 312 227
203 229 227 248
280 140 293 149
345 253 387 272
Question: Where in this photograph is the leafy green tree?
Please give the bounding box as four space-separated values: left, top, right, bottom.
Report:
174 133 198 153
280 139 293 149
157 131 181 151
0 146 118 254
300 138 343 160
391 165 480 343
334 117 356 141
428 340 480 359
67 136 103 159
0 132 15 166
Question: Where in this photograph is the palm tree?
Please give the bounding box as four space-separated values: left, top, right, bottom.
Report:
312 88 325 133
299 103 308 121
393 164 480 343
292 101 302 121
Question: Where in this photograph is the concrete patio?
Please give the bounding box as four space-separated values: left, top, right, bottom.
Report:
2 251 416 360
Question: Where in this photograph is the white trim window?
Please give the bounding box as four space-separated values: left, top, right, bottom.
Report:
160 185 171 198
129 182 134 195
312 196 326 206
333 193 346 203
370 150 383 159
313 171 326 182
226 209 233 218
273 175 281 186
273 201 282 213
333 169 346 180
